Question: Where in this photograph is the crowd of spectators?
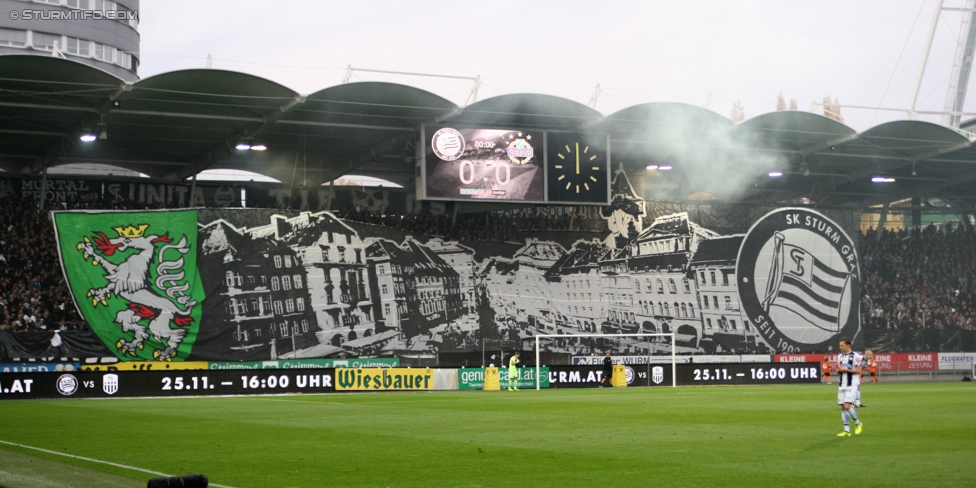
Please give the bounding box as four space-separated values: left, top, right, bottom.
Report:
0 197 82 333
860 222 976 331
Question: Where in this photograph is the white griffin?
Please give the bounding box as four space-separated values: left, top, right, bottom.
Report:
78 224 197 360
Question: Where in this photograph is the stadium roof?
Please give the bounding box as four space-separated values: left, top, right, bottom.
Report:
2 54 976 209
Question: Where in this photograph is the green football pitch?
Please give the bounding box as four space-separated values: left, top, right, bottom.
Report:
0 382 972 488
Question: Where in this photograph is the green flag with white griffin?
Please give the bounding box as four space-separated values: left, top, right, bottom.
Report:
52 210 204 361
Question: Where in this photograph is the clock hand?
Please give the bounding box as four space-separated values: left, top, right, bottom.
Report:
575 143 580 174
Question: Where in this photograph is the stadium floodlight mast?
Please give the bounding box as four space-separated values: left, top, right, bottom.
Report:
533 332 677 390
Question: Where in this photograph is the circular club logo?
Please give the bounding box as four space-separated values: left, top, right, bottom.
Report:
624 366 635 385
56 374 79 396
431 128 465 161
736 208 860 353
505 136 535 165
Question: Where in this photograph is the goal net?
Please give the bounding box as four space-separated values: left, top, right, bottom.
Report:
533 333 677 389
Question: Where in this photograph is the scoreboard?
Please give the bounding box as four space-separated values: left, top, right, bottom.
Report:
419 125 611 205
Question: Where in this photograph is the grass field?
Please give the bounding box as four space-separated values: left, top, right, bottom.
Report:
0 382 973 488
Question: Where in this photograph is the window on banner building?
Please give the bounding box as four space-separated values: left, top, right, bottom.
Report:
293 275 303 288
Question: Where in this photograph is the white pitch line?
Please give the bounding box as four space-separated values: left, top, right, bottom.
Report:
0 440 237 488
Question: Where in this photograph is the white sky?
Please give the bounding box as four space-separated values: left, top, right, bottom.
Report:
138 0 976 131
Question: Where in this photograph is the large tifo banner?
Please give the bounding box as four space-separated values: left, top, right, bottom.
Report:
52 186 868 363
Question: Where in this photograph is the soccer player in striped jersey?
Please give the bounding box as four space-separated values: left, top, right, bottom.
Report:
835 337 863 437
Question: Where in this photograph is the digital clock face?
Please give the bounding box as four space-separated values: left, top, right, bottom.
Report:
545 132 609 204
424 126 545 201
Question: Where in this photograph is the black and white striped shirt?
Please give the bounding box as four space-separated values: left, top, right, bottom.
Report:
837 351 863 388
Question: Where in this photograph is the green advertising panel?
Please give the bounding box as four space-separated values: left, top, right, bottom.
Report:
53 210 204 361
458 367 549 390
209 358 400 370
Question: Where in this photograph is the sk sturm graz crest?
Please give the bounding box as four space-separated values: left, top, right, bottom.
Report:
736 208 860 353
53 210 204 361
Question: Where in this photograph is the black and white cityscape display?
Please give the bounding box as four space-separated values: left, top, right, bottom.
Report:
190 169 862 361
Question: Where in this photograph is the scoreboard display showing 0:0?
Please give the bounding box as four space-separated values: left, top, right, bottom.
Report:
423 126 545 202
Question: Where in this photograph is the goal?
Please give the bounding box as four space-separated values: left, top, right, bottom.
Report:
533 333 677 389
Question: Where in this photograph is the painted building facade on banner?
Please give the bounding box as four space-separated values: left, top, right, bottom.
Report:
689 235 760 353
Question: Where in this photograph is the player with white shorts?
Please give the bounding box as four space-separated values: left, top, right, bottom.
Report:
835 337 863 437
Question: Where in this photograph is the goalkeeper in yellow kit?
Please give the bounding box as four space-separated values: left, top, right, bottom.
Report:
508 352 520 391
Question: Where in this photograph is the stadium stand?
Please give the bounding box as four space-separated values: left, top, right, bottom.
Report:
861 223 976 331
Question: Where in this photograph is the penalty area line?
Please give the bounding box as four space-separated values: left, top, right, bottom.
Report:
0 440 237 488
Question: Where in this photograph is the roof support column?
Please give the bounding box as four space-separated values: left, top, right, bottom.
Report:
875 200 890 242
188 173 197 208
326 177 335 211
958 210 974 232
912 196 922 230
38 167 48 211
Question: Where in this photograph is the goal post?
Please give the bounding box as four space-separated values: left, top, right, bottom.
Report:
533 333 677 389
